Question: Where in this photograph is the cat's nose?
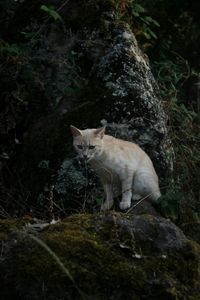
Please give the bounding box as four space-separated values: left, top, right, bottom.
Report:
83 154 88 160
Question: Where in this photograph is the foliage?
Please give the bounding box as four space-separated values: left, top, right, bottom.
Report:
148 28 200 221
116 0 160 43
155 188 182 220
0 42 22 54
157 57 199 219
40 5 62 21
128 2 160 40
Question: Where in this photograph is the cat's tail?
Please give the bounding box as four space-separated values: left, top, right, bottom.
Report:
133 169 161 203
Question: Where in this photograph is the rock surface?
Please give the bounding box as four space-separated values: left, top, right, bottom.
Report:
0 212 200 299
0 0 173 214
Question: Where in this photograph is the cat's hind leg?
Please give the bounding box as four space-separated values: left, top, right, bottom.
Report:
132 194 142 201
133 170 161 202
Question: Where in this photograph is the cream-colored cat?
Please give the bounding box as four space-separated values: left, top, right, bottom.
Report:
70 125 161 211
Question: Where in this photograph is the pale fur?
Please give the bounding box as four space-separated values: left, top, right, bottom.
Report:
70 125 161 211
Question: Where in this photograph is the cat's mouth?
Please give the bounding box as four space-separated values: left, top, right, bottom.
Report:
79 156 93 163
86 157 93 163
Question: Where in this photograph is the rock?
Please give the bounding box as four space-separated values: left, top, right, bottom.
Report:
181 222 200 244
100 214 187 252
0 213 200 299
90 25 173 180
0 0 173 214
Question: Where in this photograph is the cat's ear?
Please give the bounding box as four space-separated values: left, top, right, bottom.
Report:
94 126 106 139
70 125 82 137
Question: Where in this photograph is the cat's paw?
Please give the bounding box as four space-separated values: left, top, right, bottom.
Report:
119 201 131 210
100 202 113 211
132 194 142 201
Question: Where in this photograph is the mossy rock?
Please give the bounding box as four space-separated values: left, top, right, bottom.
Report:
0 213 200 299
0 0 173 214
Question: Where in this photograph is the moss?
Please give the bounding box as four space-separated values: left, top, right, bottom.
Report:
1 213 200 299
8 214 140 299
39 214 143 296
0 219 24 240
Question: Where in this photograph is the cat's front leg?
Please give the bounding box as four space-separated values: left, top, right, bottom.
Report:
120 177 133 210
101 183 114 211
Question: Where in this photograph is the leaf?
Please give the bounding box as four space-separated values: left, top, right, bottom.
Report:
132 11 139 17
21 31 34 39
143 31 151 40
0 43 21 54
134 4 145 13
143 16 152 24
40 5 62 21
151 19 160 27
146 28 157 39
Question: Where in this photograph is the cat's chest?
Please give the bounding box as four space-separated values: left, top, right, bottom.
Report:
90 156 124 176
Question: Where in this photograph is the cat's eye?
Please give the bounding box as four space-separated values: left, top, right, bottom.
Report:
89 145 95 150
77 145 83 149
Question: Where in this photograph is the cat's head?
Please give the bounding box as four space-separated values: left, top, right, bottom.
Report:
70 125 105 162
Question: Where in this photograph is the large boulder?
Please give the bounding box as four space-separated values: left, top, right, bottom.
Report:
0 213 200 299
0 0 173 214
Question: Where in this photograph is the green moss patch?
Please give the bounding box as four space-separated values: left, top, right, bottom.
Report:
0 213 200 299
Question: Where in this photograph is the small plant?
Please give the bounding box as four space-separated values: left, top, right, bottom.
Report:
40 5 62 21
0 42 22 54
154 188 182 220
152 51 200 221
130 2 160 40
117 0 160 42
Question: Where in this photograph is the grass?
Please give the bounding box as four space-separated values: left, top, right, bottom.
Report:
151 51 200 222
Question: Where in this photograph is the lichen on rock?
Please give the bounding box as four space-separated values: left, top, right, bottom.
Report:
91 23 173 182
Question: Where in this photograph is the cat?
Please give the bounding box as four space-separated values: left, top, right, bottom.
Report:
70 125 161 211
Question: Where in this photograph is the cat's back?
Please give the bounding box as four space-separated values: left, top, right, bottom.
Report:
103 134 152 167
104 134 141 153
